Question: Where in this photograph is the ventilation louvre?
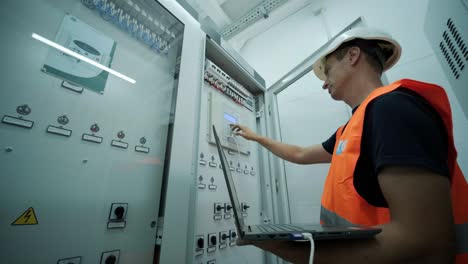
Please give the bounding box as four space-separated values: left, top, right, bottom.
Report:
439 18 466 79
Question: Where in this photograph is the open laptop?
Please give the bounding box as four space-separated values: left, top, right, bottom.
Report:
212 125 381 241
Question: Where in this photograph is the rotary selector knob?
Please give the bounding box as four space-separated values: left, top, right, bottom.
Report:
197 237 204 248
210 235 217 245
105 255 116 264
57 115 69 125
16 104 31 115
117 131 125 139
114 206 125 219
90 123 100 133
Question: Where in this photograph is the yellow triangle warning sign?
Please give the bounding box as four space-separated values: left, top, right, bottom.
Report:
12 207 38 225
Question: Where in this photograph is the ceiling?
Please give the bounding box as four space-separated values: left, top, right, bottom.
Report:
220 0 264 22
184 0 317 41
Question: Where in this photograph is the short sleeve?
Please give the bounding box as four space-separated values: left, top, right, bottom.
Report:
365 89 449 177
322 130 337 154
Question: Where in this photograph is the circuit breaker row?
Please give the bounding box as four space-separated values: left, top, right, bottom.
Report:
194 229 238 256
192 58 262 263
212 202 250 220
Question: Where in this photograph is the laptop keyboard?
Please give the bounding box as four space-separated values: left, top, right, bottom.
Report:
256 224 305 233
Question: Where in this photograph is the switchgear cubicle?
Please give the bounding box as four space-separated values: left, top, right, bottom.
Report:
0 0 275 263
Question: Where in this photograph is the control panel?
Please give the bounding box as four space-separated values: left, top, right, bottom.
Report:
191 59 264 263
205 60 253 155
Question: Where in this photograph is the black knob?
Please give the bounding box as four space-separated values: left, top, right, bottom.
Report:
243 204 250 210
105 255 117 264
226 204 232 210
216 205 224 211
197 237 204 248
221 234 228 240
114 206 125 219
231 231 237 238
210 235 217 245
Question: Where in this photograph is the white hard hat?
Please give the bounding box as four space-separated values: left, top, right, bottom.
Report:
312 27 402 80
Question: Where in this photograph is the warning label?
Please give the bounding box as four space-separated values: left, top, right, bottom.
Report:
12 207 38 225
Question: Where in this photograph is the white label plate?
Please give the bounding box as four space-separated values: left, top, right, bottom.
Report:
207 246 216 253
82 133 103 143
62 81 84 93
219 243 227 250
135 146 150 153
57 256 81 264
47 125 72 137
107 221 126 229
111 140 128 149
213 215 222 221
2 115 34 128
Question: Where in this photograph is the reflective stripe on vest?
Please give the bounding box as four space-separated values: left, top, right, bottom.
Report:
321 206 357 227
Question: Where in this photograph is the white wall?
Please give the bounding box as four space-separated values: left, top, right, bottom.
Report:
276 71 350 223
237 0 327 87
230 0 468 223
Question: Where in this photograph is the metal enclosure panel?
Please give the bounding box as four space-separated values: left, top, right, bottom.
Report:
190 70 264 263
0 0 184 263
186 39 267 263
156 1 206 263
425 0 468 118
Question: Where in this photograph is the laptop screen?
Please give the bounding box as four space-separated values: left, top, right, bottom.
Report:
212 125 246 235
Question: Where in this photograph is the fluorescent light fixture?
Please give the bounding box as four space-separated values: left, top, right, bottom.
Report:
32 33 136 84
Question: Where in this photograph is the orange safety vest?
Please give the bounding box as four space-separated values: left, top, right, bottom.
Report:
320 79 468 263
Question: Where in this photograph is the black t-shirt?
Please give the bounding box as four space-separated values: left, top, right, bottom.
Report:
322 88 449 207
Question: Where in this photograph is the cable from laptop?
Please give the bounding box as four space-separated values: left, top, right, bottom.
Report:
302 232 315 264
